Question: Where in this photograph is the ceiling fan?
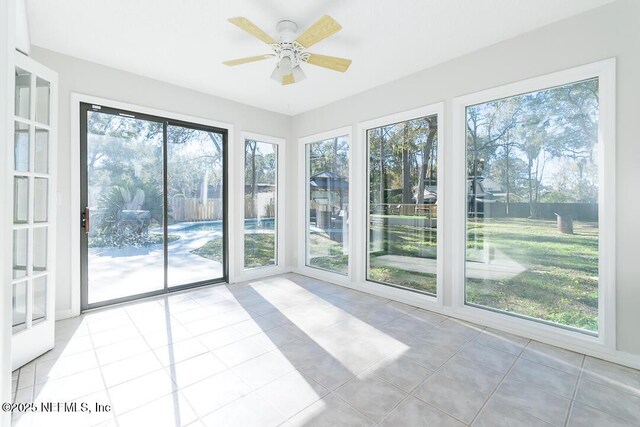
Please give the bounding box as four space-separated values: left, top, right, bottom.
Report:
223 15 352 85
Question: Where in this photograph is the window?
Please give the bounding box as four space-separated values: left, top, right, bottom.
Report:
244 139 278 269
367 114 439 295
463 77 604 334
305 135 350 275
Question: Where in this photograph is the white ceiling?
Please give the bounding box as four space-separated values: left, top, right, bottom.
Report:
27 0 613 115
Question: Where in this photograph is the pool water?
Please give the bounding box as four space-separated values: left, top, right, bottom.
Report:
182 218 275 232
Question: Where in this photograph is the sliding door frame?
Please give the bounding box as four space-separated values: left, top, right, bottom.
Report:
78 100 230 311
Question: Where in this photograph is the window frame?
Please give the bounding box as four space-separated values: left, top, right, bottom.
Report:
359 104 445 306
70 93 234 316
297 127 353 284
240 131 286 280
451 59 616 350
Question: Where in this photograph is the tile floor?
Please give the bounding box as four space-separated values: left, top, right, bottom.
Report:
10 273 640 427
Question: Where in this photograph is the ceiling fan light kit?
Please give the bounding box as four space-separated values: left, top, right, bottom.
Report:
224 15 352 85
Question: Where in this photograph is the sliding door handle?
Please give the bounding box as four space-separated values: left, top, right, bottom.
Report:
82 207 90 233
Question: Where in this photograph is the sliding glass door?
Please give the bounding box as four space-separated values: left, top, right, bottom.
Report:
80 103 226 309
167 124 225 287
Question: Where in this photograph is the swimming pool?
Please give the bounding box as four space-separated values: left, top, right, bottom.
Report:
180 218 275 232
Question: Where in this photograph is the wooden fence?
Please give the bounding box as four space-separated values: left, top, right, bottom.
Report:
371 203 438 217
245 194 275 219
169 198 223 221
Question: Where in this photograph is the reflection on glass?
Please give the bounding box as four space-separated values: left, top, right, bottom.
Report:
306 136 349 274
367 115 439 295
87 110 164 304
33 277 47 323
15 67 30 119
244 140 277 269
33 227 47 272
14 122 29 172
465 78 600 333
14 176 29 223
36 77 50 125
167 125 225 286
34 178 48 223
35 128 49 173
12 282 27 333
13 229 28 279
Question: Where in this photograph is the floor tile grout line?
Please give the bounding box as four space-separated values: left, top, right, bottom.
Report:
467 344 523 426
406 325 489 425
521 341 585 376
335 368 414 424
563 355 586 427
87 312 121 427
568 377 640 424
118 299 205 423
259 369 331 426
329 390 380 425
33 274 640 426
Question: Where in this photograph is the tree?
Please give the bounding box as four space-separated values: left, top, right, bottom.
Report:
416 116 437 205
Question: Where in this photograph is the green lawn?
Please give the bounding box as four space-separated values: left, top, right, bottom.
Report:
369 221 437 295
308 233 348 275
245 234 276 268
191 233 277 269
466 218 598 332
367 217 598 332
191 238 222 262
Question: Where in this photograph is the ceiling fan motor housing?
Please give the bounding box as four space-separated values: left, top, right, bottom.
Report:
276 20 298 43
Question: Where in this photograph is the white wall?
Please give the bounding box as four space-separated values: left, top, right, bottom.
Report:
29 46 292 318
1 0 16 422
289 0 640 356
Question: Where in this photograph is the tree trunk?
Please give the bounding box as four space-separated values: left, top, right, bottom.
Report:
401 124 412 204
505 143 510 216
417 125 436 205
528 157 534 218
250 142 257 216
379 128 386 207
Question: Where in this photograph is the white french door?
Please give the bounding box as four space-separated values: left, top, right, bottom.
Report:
11 52 58 370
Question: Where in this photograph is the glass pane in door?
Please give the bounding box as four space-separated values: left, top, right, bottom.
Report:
86 110 165 304
15 67 30 119
33 227 47 272
13 229 28 279
14 177 29 223
14 122 29 171
167 124 225 286
32 277 47 323
12 282 27 333
35 128 49 173
35 77 50 125
34 178 48 222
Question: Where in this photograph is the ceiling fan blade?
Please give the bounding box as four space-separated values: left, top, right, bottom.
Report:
228 17 278 45
296 15 342 48
282 74 295 85
305 53 352 72
223 54 274 66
